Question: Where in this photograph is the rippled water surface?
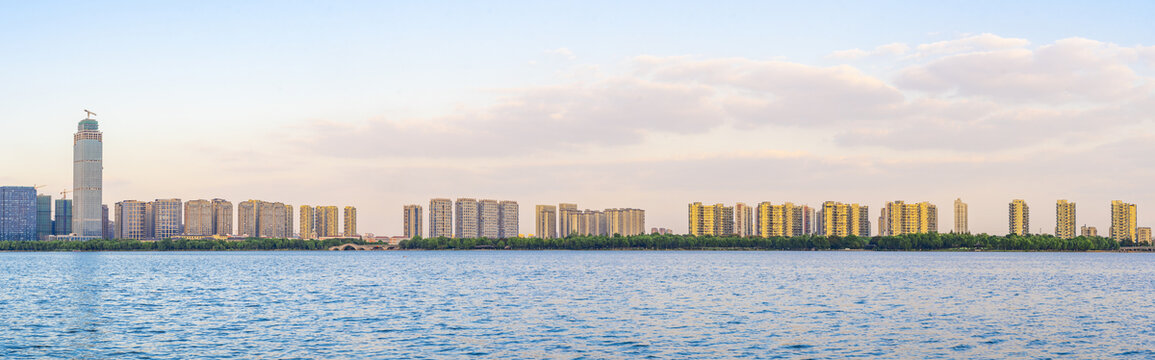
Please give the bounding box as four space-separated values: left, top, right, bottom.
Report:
0 251 1151 359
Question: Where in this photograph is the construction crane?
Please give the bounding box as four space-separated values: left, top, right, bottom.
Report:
84 109 97 119
60 189 71 200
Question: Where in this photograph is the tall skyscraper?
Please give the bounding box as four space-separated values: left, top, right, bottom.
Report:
404 204 422 238
115 200 146 240
211 199 232 236
146 199 183 239
0 187 37 241
498 200 518 239
455 198 479 238
735 203 753 237
879 201 937 236
53 198 72 235
535 205 557 239
1055 200 1077 239
478 199 500 238
429 198 452 238
558 203 578 237
1008 199 1030 236
299 205 317 239
36 195 52 240
73 114 103 237
953 198 968 234
343 206 357 236
184 199 213 236
1110 200 1137 242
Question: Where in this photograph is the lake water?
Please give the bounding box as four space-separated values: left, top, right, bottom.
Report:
0 251 1151 359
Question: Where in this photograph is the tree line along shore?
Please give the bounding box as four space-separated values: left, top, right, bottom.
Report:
0 233 1128 252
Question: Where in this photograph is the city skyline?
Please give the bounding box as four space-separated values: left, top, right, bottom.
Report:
3 2 1155 236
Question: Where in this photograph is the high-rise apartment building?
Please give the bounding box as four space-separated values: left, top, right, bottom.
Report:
735 203 753 237
558 203 578 237
755 202 799 238
238 200 258 237
315 206 338 238
299 206 317 239
605 208 645 236
343 206 357 237
54 199 72 235
498 201 518 239
146 199 183 239
211 199 232 236
455 198 479 238
818 201 869 237
879 201 937 236
115 200 146 240
403 204 422 238
1008 199 1030 236
238 200 293 238
36 195 52 240
73 115 103 237
1136 227 1152 245
953 198 968 234
478 199 500 239
688 203 734 236
184 199 213 236
535 205 557 239
1110 200 1137 242
1081 225 1098 237
429 198 452 238
0 187 37 241
800 205 816 235
1055 200 1077 239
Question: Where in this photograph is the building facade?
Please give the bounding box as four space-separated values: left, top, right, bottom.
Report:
879 201 937 236
299 206 317 239
343 206 357 236
211 199 232 236
73 117 103 237
1110 200 1137 242
1008 199 1030 236
735 203 753 237
498 200 518 239
558 203 578 236
54 199 72 235
429 198 452 238
184 199 213 236
146 199 183 239
605 208 645 236
0 187 37 240
316 206 338 238
688 202 734 236
818 201 869 237
535 205 557 239
403 204 422 238
1137 227 1152 245
114 200 146 240
455 198 479 238
478 199 500 238
1081 225 1098 237
36 195 52 240
1055 200 1077 239
953 198 968 234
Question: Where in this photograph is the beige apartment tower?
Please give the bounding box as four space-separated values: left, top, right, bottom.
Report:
1110 200 1137 242
953 198 968 234
605 208 645 236
184 199 213 236
478 199 500 239
1055 200 1076 239
558 203 578 237
300 206 317 239
316 206 339 238
879 201 937 236
211 199 232 236
688 202 734 236
429 198 452 238
535 205 557 239
343 206 357 237
1081 225 1098 237
455 198 479 238
1137 227 1152 245
498 201 518 239
114 200 146 240
818 201 869 237
404 204 422 238
735 203 753 237
1009 199 1029 236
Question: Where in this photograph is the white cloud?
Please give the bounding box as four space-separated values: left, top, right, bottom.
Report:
827 42 910 59
914 33 1030 56
545 47 576 60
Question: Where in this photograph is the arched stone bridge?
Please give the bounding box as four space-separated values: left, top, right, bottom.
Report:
328 243 399 251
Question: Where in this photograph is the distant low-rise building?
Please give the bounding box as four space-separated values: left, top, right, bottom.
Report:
1136 227 1151 245
1080 225 1098 237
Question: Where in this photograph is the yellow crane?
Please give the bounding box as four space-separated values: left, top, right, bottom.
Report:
60 189 71 200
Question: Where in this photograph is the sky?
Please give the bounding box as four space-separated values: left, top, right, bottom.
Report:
2 1 1154 236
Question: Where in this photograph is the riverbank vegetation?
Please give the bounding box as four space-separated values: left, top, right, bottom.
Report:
401 233 1121 251
0 238 366 251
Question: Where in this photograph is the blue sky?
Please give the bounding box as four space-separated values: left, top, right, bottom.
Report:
2 1 1154 235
